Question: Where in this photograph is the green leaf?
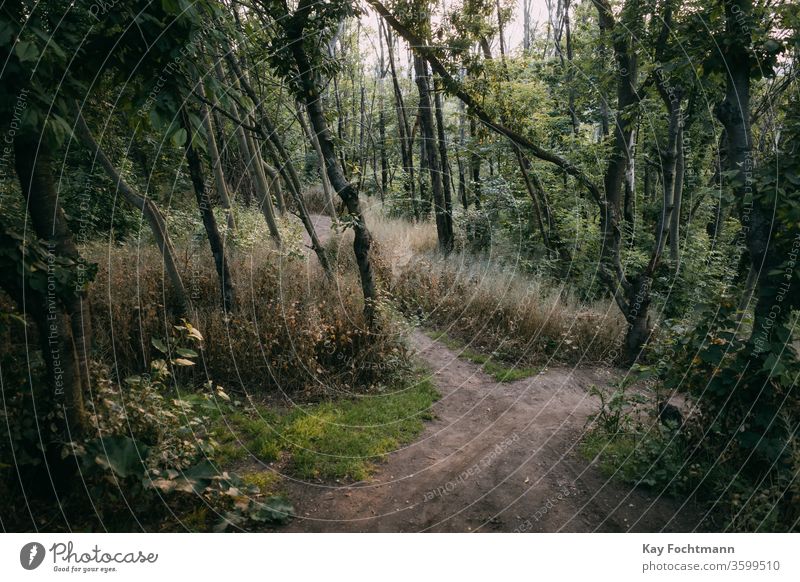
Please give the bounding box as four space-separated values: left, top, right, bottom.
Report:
92 436 148 479
250 496 294 524
170 127 187 147
0 21 14 46
15 40 39 62
151 337 169 354
175 347 198 358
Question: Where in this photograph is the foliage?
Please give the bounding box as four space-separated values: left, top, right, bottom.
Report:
1 318 294 531
211 370 439 481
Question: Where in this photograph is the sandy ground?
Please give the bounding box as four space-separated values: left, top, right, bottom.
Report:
281 214 700 532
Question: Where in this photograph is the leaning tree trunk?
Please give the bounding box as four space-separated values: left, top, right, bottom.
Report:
288 26 377 323
75 112 189 313
14 136 89 436
297 101 336 216
198 78 237 233
181 108 237 313
223 54 331 276
243 122 282 244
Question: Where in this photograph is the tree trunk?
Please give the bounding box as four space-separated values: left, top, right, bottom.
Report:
385 26 417 218
75 112 189 314
597 0 638 284
198 78 236 233
623 127 636 226
182 108 237 313
469 115 481 209
514 146 552 252
243 121 282 244
297 101 336 216
287 18 377 323
377 20 389 197
457 99 469 209
434 77 454 224
669 122 685 265
652 101 680 270
716 0 770 340
415 56 453 253
624 275 652 363
14 136 89 435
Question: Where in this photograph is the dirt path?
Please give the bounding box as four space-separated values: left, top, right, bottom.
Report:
283 333 698 532
285 214 699 532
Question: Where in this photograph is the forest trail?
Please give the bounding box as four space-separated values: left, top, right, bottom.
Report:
288 218 698 531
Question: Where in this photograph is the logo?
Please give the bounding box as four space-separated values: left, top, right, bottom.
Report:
20 542 46 570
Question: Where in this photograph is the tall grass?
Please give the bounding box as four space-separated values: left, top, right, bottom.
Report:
319 199 625 365
87 208 409 399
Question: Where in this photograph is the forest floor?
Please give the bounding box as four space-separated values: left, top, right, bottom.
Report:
280 214 700 532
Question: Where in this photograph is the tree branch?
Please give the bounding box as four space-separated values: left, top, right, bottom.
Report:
365 0 602 206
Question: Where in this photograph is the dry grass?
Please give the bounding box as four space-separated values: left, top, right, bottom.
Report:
317 199 624 365
391 252 625 364
87 212 409 399
302 184 336 216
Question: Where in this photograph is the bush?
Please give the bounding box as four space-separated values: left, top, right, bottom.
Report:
1 321 293 531
585 301 800 532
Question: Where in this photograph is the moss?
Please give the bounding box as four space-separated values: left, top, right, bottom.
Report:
210 370 439 481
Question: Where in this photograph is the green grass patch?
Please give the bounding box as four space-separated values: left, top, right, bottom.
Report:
209 372 439 481
424 330 538 382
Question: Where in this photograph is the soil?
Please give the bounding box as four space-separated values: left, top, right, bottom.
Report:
280 215 701 532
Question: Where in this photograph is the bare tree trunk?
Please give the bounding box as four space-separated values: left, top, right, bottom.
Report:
198 78 236 233
651 101 680 270
433 77 454 222
287 14 377 322
385 25 417 218
669 121 685 265
469 115 481 209
523 0 531 51
244 121 282 243
515 147 551 251
563 0 579 135
297 101 336 216
181 107 237 313
415 56 454 252
14 136 89 435
457 98 469 209
716 0 770 339
223 56 331 274
74 112 189 314
624 127 636 226
225 53 297 212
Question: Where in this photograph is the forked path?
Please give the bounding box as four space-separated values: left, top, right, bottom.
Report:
284 330 699 532
288 214 698 531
